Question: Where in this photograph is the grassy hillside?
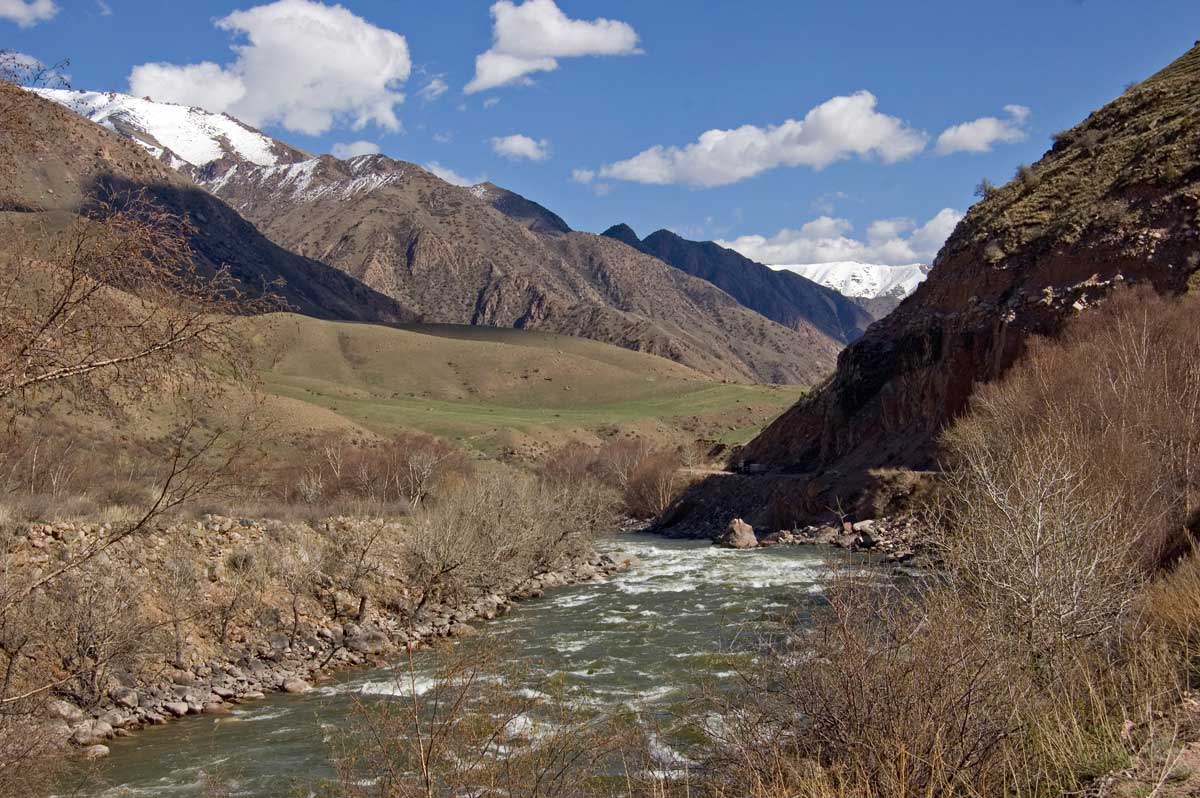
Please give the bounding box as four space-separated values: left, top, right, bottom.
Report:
246 314 802 458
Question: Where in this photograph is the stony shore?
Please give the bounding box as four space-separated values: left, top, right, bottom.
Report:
715 515 925 565
23 515 630 760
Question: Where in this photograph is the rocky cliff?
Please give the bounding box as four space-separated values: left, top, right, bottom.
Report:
738 42 1200 497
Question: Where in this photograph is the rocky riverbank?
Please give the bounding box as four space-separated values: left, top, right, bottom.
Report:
13 514 629 760
715 515 925 564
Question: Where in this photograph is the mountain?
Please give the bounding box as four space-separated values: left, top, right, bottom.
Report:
775 262 932 318
473 181 572 235
31 89 310 174
5 84 412 324
209 154 841 383
37 87 842 385
603 225 875 344
736 42 1200 508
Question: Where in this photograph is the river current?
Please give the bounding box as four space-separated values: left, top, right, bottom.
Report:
73 536 838 797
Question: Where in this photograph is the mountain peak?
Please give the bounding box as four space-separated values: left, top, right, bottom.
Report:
601 223 642 248
30 88 309 171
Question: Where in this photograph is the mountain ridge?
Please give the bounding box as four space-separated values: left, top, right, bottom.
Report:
602 223 875 344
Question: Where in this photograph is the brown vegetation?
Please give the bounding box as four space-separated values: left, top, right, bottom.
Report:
540 439 689 519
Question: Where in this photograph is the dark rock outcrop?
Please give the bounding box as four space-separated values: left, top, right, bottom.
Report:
737 43 1200 502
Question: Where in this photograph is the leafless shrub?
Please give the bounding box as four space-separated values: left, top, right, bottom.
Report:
541 439 688 519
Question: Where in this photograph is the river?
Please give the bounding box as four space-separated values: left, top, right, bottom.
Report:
71 536 839 797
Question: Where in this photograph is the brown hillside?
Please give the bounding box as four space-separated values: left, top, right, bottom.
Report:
736 43 1200 499
0 83 415 324
203 154 839 384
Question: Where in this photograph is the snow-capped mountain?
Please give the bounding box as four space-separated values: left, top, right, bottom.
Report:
31 89 309 171
771 261 931 318
774 261 931 300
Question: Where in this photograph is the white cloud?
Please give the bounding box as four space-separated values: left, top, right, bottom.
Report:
331 140 381 159
129 0 411 136
483 96 501 109
598 91 927 187
432 132 452 144
0 0 57 27
570 168 595 184
130 62 248 112
490 133 550 161
717 208 963 266
935 104 1031 155
465 0 640 93
418 76 448 101
96 0 112 15
425 161 485 187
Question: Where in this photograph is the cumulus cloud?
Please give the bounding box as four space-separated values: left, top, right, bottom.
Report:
129 0 411 136
465 0 640 93
717 208 963 266
418 76 448 101
483 96 502 109
425 161 485 187
936 104 1031 155
0 0 57 27
490 133 550 161
598 91 927 187
331 140 381 159
570 168 595 184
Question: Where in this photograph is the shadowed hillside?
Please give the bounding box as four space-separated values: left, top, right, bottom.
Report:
0 83 414 324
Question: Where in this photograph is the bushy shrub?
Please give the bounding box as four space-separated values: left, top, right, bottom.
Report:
540 439 688 519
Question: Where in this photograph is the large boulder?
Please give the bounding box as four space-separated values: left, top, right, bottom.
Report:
70 719 113 747
717 518 758 549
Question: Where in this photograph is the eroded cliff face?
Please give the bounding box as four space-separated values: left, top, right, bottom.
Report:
742 43 1200 477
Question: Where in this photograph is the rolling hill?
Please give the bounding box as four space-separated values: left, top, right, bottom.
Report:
246 313 803 458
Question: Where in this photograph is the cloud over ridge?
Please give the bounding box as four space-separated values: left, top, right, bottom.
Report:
129 0 411 136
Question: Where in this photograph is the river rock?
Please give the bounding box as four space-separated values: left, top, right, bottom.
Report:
110 687 139 709
70 719 113 746
163 702 189 718
47 699 84 724
346 627 388 654
282 678 311 694
81 744 110 760
717 518 758 549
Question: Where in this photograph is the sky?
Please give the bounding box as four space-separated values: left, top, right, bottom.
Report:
5 0 1199 266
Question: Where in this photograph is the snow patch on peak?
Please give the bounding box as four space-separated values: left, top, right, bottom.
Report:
31 88 282 168
774 261 932 300
469 184 491 201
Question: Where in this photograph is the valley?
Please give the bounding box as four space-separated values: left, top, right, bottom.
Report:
251 314 801 456
2 6 1199 798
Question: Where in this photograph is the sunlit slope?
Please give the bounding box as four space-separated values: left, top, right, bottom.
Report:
246 314 801 455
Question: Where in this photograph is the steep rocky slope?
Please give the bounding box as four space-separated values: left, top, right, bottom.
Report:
603 224 875 343
2 84 412 324
475 181 572 235
742 42 1200 482
198 153 838 384
36 88 842 384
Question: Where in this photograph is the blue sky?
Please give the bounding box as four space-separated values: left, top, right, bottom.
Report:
6 0 1199 264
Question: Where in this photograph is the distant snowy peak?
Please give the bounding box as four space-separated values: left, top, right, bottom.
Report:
774 261 932 301
31 88 308 169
